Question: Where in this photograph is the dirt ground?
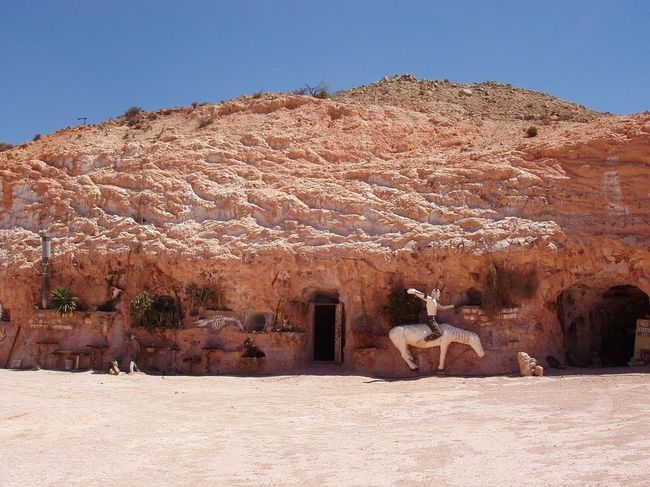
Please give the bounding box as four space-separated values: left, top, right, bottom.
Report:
1 367 649 486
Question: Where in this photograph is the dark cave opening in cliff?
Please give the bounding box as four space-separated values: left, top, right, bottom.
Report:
558 284 650 367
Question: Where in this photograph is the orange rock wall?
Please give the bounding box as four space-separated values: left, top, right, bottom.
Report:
1 80 649 375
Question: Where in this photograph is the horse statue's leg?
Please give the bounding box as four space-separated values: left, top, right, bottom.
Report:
389 327 418 370
438 339 449 371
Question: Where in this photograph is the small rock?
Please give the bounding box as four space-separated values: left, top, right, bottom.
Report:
403 240 418 251
460 88 473 96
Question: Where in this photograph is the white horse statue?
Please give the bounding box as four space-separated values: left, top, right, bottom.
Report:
389 322 485 371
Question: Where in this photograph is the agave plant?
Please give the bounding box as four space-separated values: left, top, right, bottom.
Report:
129 291 154 327
50 287 80 315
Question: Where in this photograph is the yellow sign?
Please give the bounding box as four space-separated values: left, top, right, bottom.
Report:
634 319 650 358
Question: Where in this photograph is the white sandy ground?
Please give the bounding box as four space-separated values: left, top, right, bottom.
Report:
1 368 649 487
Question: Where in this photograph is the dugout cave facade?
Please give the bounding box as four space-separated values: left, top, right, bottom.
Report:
1 240 648 376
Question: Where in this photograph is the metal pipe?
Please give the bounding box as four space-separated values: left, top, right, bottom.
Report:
39 230 50 309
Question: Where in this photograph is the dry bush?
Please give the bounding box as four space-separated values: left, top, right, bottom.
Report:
122 106 143 127
295 82 331 99
482 263 538 315
197 116 213 129
385 287 422 327
525 126 538 137
0 142 14 152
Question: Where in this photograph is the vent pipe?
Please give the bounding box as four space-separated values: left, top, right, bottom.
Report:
39 230 51 309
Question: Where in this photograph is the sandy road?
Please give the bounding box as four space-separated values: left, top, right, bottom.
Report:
1 368 649 486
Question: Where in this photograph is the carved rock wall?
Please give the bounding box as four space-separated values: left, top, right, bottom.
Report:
1 79 649 375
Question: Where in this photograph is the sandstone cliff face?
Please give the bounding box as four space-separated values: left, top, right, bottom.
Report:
0 76 648 374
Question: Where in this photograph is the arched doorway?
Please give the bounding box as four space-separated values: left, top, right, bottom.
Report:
558 284 650 366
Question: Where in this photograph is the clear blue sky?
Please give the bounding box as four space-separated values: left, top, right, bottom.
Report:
1 0 649 144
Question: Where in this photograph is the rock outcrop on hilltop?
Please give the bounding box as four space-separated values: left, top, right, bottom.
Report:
0 76 648 375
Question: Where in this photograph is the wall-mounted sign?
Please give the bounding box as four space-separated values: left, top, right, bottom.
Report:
637 319 650 337
633 319 650 360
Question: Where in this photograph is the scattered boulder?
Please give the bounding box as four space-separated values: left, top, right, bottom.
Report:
109 360 121 375
517 351 544 376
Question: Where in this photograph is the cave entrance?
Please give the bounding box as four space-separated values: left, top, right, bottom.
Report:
312 293 343 363
558 284 649 367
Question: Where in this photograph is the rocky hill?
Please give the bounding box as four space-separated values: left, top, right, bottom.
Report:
1 76 646 266
0 75 648 374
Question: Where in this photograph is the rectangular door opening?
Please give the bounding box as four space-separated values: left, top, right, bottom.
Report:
313 304 336 361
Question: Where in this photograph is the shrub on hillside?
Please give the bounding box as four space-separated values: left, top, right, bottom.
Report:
197 116 213 129
525 126 538 138
122 106 144 127
294 82 331 99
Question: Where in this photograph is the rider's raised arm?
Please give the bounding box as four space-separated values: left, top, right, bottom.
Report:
406 288 427 302
438 303 455 311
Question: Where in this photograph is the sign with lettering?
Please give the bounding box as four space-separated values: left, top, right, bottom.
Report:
634 319 650 360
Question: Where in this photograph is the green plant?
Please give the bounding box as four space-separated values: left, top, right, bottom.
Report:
197 116 213 129
385 287 422 327
129 291 154 327
130 292 181 330
242 337 265 358
185 284 217 315
50 287 80 315
150 309 181 329
525 126 538 138
0 142 13 152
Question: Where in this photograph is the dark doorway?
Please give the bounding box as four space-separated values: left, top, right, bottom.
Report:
314 304 336 361
594 285 649 366
558 284 649 367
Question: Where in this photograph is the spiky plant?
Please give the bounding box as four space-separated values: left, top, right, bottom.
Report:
129 291 153 327
50 287 79 315
242 337 265 358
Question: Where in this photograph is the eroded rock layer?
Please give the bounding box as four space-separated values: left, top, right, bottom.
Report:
1 76 649 374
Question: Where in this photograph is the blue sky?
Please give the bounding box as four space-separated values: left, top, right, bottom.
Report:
1 0 649 144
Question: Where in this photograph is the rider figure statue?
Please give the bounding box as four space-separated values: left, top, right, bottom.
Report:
407 288 454 341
